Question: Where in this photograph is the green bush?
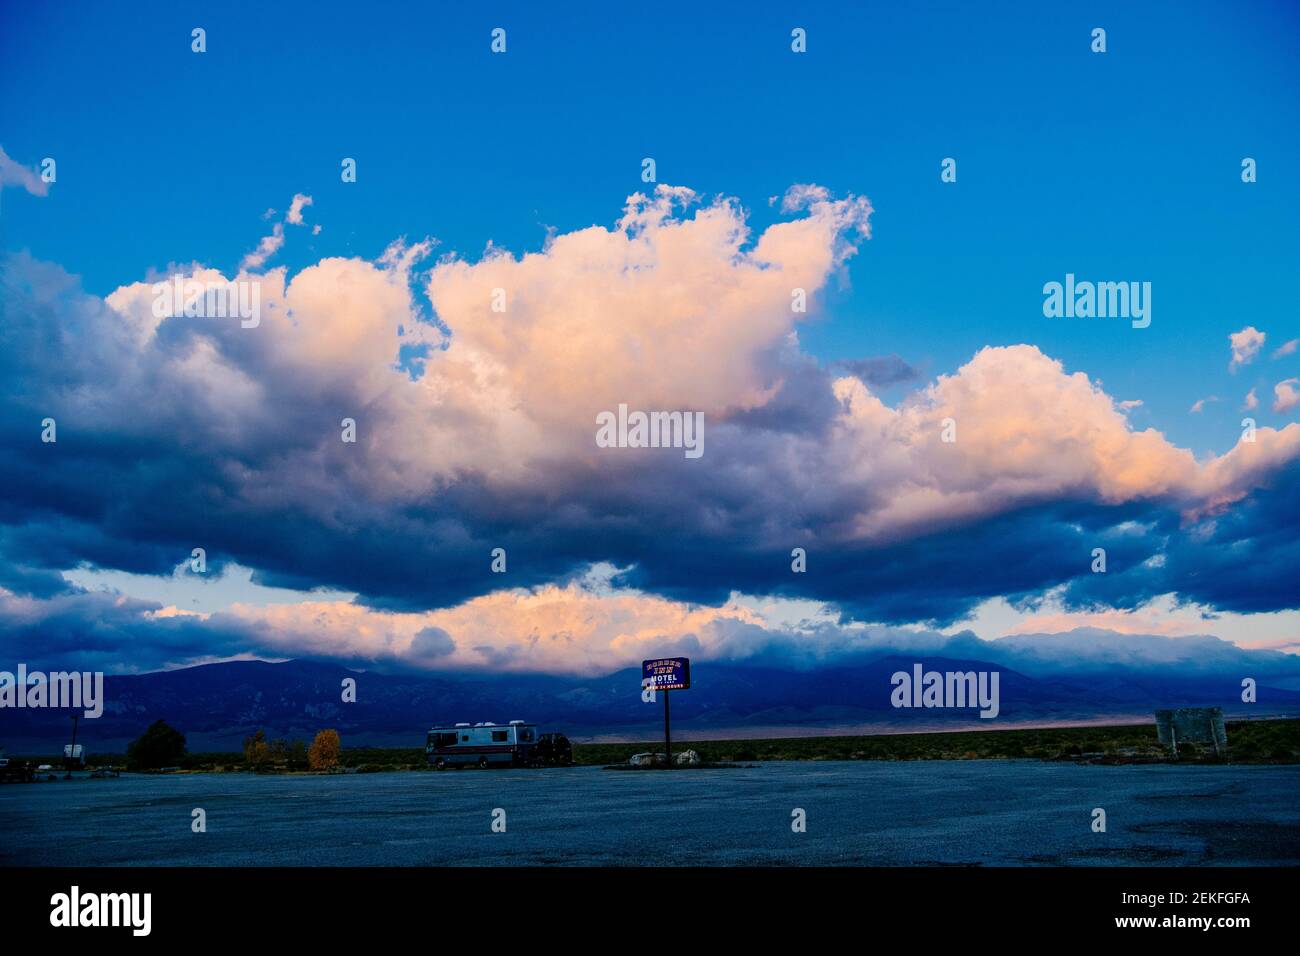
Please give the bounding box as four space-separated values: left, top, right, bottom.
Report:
126 720 187 771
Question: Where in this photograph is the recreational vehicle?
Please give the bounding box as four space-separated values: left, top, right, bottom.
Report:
0 752 34 784
425 721 572 769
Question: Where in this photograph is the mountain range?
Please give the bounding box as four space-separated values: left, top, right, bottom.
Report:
4 651 1300 753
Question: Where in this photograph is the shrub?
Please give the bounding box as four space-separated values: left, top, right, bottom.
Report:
126 720 187 771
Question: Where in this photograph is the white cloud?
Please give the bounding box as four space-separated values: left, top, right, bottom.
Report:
0 145 49 197
286 193 313 225
951 590 1300 654
81 186 1300 543
239 193 314 271
1229 325 1266 371
830 349 1300 542
239 222 284 272
1274 378 1300 415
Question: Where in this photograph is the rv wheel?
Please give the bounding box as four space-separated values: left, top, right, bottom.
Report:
478 757 490 769
434 759 446 771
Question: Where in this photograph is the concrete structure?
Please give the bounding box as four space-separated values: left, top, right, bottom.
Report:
1155 706 1228 756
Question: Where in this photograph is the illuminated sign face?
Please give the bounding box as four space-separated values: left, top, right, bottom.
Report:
642 657 691 691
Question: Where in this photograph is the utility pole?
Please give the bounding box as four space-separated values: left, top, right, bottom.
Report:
65 714 79 779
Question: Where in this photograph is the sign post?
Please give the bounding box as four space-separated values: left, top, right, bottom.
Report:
664 689 671 766
643 657 690 768
64 714 78 779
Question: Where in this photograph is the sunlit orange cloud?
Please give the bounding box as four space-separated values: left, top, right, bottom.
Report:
146 606 207 619
204 574 1300 671
217 580 775 676
99 187 1300 550
830 345 1300 542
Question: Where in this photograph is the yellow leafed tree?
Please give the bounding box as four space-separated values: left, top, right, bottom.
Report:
243 729 270 768
308 729 341 770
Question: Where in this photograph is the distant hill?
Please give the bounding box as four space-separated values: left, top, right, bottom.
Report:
5 654 1300 753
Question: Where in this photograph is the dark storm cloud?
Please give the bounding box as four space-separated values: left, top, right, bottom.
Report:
834 354 921 388
1059 458 1300 616
601 498 1178 626
0 588 261 674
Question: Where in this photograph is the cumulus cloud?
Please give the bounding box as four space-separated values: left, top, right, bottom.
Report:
1273 338 1298 359
1275 378 1300 415
832 347 1298 539
3 183 1300 675
0 146 49 197
1229 325 1265 371
422 184 872 429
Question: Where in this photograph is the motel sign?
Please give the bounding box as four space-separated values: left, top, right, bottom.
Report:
643 657 691 692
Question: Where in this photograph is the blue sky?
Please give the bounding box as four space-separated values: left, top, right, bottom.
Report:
4 1 1297 449
1 1 1299 676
